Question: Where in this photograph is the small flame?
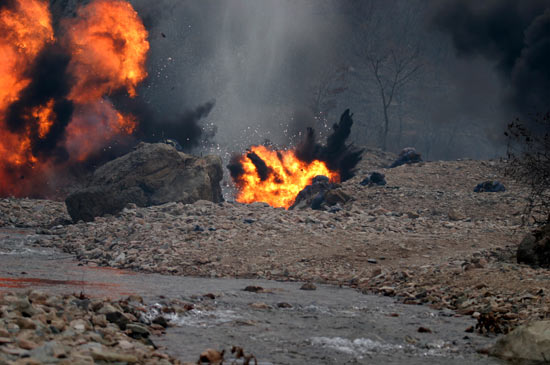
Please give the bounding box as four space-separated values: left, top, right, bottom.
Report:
232 145 340 209
33 99 55 138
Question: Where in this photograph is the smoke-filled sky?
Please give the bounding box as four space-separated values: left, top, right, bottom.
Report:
50 0 550 160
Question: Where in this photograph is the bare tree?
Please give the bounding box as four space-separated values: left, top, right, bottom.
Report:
505 113 550 225
349 0 424 151
367 48 422 150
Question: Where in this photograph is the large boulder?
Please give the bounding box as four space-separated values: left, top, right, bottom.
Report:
490 320 550 362
517 224 550 267
66 143 223 222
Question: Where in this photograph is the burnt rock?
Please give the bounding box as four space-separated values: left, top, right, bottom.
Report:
360 172 387 186
289 175 335 210
65 143 223 222
290 175 349 211
517 224 550 268
474 181 506 193
390 147 422 168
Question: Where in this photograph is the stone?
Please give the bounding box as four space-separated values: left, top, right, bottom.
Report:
65 143 224 222
324 189 351 206
390 147 422 168
490 320 550 362
89 347 138 363
289 175 338 210
474 181 506 193
360 172 386 186
126 323 150 338
517 224 550 268
300 282 317 291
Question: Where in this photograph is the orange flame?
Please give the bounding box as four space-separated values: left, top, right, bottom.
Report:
65 101 137 162
233 145 340 209
0 0 54 195
0 0 54 112
33 99 55 138
64 0 149 103
0 0 148 197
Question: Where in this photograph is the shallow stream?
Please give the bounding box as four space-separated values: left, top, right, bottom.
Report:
0 228 503 364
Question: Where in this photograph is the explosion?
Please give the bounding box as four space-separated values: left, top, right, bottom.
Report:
0 0 149 197
229 110 363 209
230 145 340 209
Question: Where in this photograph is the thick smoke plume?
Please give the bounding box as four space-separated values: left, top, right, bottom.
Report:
434 0 550 115
136 100 216 151
295 109 364 181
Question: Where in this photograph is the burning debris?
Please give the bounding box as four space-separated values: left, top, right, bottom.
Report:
0 0 149 197
228 109 363 209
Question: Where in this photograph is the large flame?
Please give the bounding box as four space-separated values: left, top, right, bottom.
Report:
64 0 149 103
0 0 148 197
232 145 340 209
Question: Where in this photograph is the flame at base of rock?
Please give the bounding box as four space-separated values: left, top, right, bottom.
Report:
228 109 362 209
229 145 340 209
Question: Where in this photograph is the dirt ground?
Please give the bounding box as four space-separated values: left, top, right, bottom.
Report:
1 149 546 333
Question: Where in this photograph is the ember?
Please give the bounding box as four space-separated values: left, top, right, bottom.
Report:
0 0 148 197
229 109 363 209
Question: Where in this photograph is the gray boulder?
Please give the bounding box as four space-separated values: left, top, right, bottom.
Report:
490 320 550 362
66 143 223 222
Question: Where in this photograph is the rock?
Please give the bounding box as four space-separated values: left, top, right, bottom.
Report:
89 347 138 363
379 286 395 296
360 172 387 186
198 348 225 364
517 224 550 268
105 311 130 330
300 282 317 291
65 143 224 222
389 147 422 168
290 175 338 210
490 320 550 362
277 302 293 308
324 189 351 206
126 323 150 338
474 181 506 193
447 209 464 221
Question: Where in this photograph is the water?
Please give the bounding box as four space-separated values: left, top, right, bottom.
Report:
0 228 504 364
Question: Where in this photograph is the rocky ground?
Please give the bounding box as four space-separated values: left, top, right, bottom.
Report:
0 149 546 353
0 290 186 364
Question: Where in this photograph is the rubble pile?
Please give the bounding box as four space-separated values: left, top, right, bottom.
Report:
0 291 183 364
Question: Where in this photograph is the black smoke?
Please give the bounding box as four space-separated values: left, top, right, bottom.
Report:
5 44 74 162
433 0 550 115
117 98 217 152
0 0 17 11
228 109 363 187
295 109 363 181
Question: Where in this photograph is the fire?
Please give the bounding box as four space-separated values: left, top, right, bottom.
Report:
33 99 55 138
64 0 149 103
231 145 340 209
0 0 54 113
65 101 137 162
0 0 149 197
